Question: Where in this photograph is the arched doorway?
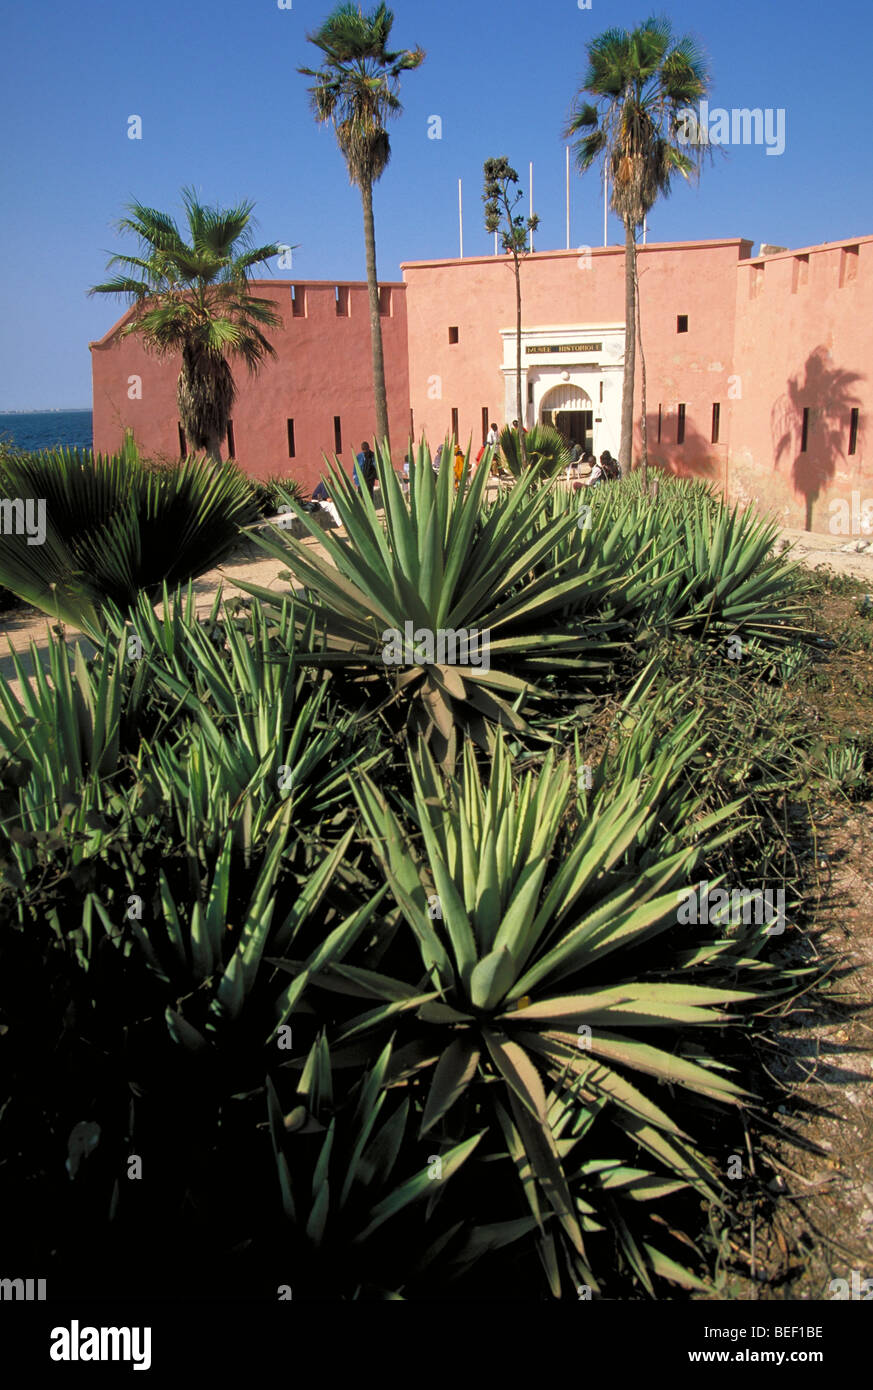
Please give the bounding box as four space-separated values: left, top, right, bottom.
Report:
540 383 594 454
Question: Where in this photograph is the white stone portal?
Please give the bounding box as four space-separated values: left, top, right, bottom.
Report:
499 323 625 459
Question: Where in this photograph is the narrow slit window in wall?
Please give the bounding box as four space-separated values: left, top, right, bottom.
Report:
677 403 686 445
849 408 859 456
334 416 342 454
287 420 296 459
711 402 720 444
801 407 810 453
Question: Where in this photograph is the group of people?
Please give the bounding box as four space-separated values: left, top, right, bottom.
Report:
577 450 621 488
308 432 622 509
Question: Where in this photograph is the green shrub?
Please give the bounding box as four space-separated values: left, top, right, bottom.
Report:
249 474 306 516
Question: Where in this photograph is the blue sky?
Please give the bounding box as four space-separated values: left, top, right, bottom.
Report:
1 0 870 409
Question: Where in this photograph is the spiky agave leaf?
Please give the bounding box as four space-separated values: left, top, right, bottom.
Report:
236 440 625 766
544 473 811 649
325 705 790 1292
264 1036 487 1298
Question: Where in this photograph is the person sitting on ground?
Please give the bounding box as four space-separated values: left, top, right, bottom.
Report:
583 453 608 489
584 450 620 488
311 479 330 502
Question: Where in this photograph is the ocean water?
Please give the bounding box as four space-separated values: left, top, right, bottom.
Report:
0 409 93 453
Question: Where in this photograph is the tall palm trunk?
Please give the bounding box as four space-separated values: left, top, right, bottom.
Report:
620 219 637 477
203 429 224 466
360 179 390 451
178 347 227 465
634 249 648 491
514 253 527 469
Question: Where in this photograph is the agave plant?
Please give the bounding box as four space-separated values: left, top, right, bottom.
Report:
0 626 135 911
540 474 811 650
237 440 627 766
304 697 792 1294
262 1037 496 1299
98 587 382 853
0 447 258 630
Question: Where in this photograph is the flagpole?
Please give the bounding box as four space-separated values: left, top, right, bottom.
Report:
566 146 571 249
458 178 463 259
528 162 536 252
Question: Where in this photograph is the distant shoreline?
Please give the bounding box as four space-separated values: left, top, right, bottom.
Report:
0 407 91 415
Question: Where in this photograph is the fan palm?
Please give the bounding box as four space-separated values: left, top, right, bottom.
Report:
499 423 572 481
89 187 282 463
0 447 259 631
565 17 709 485
299 3 424 451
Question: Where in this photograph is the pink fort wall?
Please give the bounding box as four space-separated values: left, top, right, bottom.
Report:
90 238 872 533
90 280 410 493
729 239 872 532
402 240 749 489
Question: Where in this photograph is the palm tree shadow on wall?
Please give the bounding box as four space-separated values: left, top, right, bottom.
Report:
771 346 864 532
641 408 720 481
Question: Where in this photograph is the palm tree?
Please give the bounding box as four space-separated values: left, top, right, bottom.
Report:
89 187 282 463
565 16 708 486
300 3 424 452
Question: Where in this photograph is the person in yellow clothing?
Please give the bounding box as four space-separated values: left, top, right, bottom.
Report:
453 443 465 488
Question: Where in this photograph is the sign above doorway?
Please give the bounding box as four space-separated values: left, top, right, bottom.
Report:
527 343 602 355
